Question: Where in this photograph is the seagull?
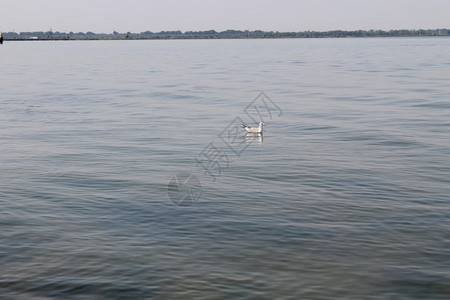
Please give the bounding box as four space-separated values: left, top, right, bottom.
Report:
242 122 265 134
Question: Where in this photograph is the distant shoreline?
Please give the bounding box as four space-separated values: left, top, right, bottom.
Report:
2 28 449 41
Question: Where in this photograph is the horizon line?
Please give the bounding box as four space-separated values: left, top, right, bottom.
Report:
2 27 450 34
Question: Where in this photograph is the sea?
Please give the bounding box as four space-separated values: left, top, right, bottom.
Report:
1 37 449 299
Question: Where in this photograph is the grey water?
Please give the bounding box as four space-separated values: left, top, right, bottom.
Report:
1 38 449 299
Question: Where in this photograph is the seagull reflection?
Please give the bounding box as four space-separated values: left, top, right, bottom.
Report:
245 132 263 144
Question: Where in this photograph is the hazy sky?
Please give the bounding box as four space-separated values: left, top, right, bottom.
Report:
1 0 449 33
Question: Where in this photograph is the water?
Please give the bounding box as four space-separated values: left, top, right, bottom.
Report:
1 38 449 299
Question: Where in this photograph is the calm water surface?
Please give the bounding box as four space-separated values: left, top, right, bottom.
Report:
1 38 450 299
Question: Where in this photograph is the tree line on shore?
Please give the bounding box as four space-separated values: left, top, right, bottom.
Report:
2 28 449 40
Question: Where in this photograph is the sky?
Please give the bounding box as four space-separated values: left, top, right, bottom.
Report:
1 0 449 33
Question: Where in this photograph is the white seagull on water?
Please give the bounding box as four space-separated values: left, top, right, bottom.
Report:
242 122 265 134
